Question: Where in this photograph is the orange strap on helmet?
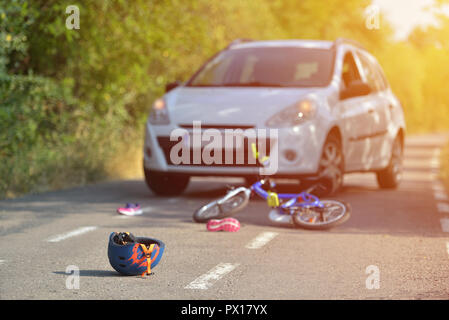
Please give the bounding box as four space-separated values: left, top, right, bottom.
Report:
139 244 155 276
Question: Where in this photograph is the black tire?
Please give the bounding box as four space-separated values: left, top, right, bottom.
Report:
315 134 344 196
144 169 189 196
193 200 221 223
193 190 249 223
376 136 403 189
292 200 351 230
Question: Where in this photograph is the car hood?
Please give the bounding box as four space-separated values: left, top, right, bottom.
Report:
165 87 326 126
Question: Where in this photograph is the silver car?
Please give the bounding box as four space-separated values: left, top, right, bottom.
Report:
143 38 405 195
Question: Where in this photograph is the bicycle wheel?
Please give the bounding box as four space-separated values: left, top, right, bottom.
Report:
291 200 351 230
192 189 250 223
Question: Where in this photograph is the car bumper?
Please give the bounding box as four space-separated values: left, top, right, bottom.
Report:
143 121 325 177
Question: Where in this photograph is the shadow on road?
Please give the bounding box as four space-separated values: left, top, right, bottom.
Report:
53 270 119 278
1 138 447 238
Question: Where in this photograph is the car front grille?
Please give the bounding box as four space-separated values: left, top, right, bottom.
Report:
156 135 272 167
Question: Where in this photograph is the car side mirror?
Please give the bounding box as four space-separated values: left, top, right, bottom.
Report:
340 80 372 100
165 81 182 93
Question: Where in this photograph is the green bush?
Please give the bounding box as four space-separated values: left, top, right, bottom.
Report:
0 73 119 198
0 0 284 199
2 0 449 199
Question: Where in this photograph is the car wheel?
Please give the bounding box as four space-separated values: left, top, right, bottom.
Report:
316 134 344 196
376 136 403 189
144 169 190 196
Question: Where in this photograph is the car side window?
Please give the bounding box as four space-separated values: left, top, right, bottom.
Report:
356 51 383 92
341 51 362 89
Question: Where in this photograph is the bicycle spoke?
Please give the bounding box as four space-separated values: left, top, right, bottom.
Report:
294 200 346 226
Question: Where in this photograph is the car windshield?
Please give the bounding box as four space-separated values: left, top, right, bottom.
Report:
187 46 335 88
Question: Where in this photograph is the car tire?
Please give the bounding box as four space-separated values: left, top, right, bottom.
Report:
376 135 403 189
315 134 344 196
144 168 190 196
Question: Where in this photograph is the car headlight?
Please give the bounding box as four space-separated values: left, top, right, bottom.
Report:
148 98 170 125
266 99 317 128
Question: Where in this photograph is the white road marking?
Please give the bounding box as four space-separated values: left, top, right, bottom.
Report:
0 260 5 265
432 182 445 192
46 226 98 242
430 159 440 169
245 232 279 249
433 149 441 157
113 215 131 219
434 191 449 201
437 202 449 214
185 263 239 290
430 150 440 173
429 149 449 252
440 218 449 233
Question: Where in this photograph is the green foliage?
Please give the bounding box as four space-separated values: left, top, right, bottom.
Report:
0 72 123 197
1 0 449 199
0 0 34 73
0 0 285 199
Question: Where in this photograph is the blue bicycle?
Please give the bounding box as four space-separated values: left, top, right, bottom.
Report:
193 144 351 230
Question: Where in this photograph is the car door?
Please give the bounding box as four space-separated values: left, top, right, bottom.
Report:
338 49 376 172
372 59 394 167
356 50 390 168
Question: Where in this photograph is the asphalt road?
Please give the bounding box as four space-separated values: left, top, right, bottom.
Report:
1 133 449 300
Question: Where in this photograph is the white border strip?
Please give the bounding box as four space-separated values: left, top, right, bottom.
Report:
47 226 98 242
185 263 239 290
245 232 279 249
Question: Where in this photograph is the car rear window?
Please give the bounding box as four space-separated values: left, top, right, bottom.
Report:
187 47 335 88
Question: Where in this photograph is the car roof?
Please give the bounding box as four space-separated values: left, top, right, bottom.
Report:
229 39 335 50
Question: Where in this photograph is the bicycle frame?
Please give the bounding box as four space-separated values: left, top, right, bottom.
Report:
193 143 345 226
250 180 324 210
246 143 325 214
